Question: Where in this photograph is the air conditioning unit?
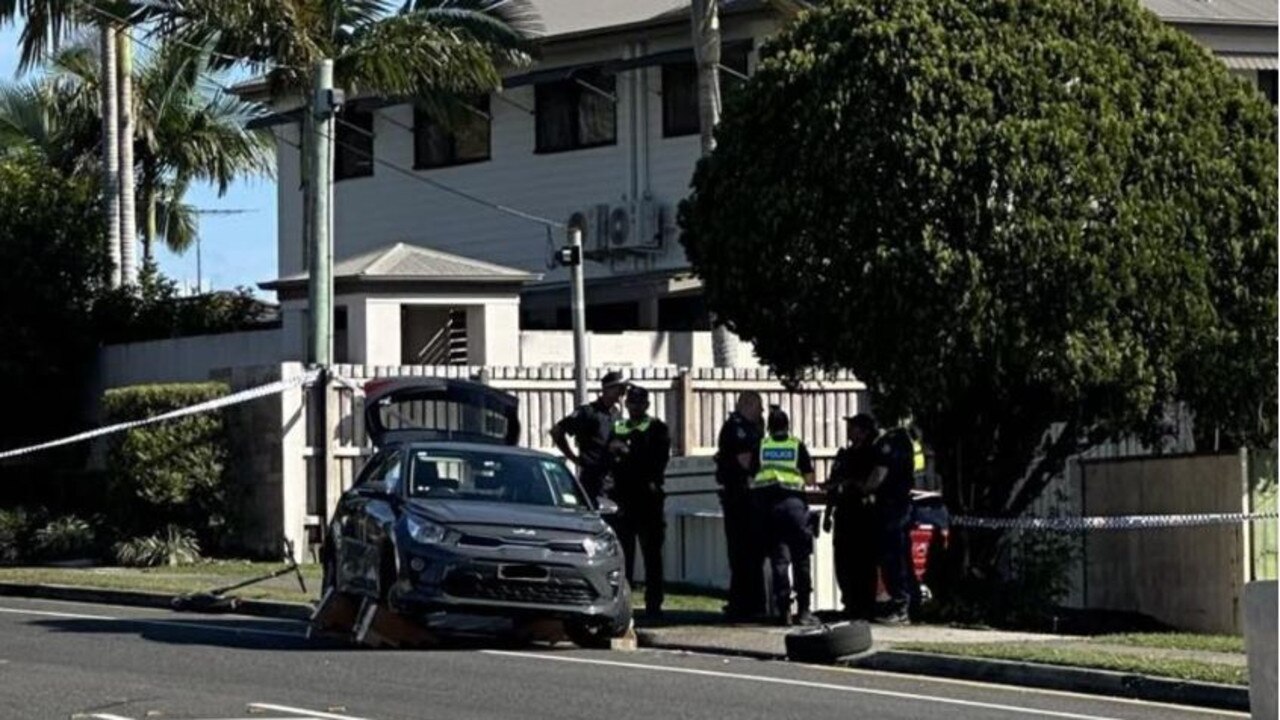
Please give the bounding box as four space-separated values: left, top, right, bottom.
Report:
567 204 610 252
569 201 666 258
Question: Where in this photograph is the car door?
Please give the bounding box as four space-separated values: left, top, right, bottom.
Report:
334 449 394 593
356 450 405 596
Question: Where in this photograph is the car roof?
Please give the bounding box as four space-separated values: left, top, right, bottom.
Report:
386 440 561 461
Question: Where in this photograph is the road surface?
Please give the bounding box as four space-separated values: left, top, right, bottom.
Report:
0 596 1245 720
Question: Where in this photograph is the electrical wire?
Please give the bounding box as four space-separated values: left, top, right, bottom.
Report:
77 0 564 230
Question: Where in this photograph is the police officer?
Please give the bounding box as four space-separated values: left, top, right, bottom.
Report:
823 414 880 620
551 371 627 503
714 391 765 620
607 385 671 618
861 419 919 624
752 406 818 626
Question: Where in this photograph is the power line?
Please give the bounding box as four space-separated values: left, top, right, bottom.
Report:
78 0 563 230
331 116 564 229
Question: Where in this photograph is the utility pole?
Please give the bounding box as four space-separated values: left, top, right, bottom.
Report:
306 59 338 527
691 0 737 368
307 59 336 367
568 226 589 406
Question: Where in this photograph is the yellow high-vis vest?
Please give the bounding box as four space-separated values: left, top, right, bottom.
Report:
754 435 805 490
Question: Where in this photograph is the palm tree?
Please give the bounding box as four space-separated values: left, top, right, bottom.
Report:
0 1 142 287
131 44 272 261
2 41 272 261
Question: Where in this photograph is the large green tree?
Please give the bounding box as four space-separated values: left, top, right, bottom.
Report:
681 0 1276 581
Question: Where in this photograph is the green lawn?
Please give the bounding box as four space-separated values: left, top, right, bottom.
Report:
894 642 1247 686
0 565 725 612
0 563 321 604
1093 633 1245 654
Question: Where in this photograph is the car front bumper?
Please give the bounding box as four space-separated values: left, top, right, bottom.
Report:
387 540 631 624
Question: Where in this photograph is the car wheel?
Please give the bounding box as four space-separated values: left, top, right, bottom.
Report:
784 620 873 664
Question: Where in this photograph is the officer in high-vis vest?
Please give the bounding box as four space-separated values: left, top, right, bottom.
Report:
752 406 818 626
607 385 671 618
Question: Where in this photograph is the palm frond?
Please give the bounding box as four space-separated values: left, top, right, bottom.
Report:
339 11 505 98
407 0 543 52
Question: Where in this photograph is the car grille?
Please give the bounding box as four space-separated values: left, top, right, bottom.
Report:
443 570 598 606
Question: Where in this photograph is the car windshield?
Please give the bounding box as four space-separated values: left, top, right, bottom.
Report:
407 449 588 508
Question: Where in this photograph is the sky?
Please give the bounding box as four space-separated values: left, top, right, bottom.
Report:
0 25 278 295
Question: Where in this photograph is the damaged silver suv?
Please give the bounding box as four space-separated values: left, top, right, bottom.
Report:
320 378 632 648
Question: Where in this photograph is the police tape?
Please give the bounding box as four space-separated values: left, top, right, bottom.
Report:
0 369 321 462
951 511 1279 531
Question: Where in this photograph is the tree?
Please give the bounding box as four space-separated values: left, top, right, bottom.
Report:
0 150 107 453
680 0 1277 591
0 1 142 287
1 42 272 261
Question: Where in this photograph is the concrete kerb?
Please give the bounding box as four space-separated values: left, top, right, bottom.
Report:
634 630 1250 713
0 582 315 621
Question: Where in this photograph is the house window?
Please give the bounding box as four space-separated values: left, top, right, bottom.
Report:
662 43 751 138
1259 70 1278 105
535 69 617 153
335 108 374 180
414 97 491 169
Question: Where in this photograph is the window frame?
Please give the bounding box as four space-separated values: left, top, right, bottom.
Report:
534 69 618 154
334 107 375 181
413 96 493 170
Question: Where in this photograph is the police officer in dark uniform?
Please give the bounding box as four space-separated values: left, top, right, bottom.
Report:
551 371 627 503
714 391 765 620
752 406 818 626
607 385 671 618
823 414 880 620
864 421 918 624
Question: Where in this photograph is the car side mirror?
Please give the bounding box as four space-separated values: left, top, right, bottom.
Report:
596 498 619 515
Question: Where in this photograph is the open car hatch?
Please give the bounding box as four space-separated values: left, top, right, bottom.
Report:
362 378 520 448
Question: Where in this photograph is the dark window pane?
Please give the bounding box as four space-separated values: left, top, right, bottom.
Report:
662 43 751 138
535 69 616 153
1260 70 1278 105
414 96 490 169
335 108 374 180
662 62 699 137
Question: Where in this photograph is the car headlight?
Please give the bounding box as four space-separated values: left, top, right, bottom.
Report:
583 531 619 558
406 515 449 545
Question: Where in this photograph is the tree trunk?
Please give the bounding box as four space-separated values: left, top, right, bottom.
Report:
117 28 137 286
142 183 156 265
690 0 737 368
100 25 121 289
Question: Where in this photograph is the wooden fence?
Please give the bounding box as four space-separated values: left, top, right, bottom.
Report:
305 364 868 519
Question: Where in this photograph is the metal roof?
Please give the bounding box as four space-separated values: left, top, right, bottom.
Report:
1140 0 1276 26
260 242 538 290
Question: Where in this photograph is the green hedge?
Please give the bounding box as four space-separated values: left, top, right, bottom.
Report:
103 382 232 549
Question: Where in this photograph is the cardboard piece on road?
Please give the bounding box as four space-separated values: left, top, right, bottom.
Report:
610 619 638 652
354 599 440 649
308 588 360 640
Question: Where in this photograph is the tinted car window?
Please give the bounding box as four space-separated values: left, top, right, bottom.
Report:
409 449 586 509
358 451 402 492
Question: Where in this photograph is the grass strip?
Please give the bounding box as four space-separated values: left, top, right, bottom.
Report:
894 642 1247 686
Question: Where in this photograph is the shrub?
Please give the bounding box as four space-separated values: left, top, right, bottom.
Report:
103 382 232 548
32 515 97 561
113 525 201 567
0 506 47 565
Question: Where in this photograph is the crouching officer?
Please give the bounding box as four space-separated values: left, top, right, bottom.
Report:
607 385 671 618
752 406 818 626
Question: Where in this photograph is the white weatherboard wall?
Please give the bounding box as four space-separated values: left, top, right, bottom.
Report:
98 329 285 389
272 18 778 286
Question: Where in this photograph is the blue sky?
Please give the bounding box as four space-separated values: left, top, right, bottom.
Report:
0 25 278 295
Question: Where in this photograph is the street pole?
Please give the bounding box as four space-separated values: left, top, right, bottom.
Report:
307 58 335 368
569 226 588 406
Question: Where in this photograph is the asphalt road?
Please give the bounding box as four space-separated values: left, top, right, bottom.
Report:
0 597 1247 720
